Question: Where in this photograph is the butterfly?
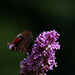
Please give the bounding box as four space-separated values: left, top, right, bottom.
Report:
7 30 33 53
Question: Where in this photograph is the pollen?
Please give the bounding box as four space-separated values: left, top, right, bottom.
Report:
21 65 24 68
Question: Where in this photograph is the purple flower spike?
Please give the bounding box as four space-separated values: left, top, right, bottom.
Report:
20 30 60 75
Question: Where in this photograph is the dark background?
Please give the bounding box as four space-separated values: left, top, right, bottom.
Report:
0 0 75 75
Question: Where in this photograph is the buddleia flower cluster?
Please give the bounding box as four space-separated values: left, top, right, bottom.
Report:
20 30 60 75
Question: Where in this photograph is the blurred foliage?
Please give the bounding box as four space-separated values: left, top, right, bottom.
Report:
0 0 75 75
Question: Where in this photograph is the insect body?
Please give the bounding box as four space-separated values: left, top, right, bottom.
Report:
7 30 33 53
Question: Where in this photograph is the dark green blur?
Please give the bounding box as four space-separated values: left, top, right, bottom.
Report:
0 0 75 75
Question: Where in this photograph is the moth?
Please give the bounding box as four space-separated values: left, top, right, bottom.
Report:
7 30 33 53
